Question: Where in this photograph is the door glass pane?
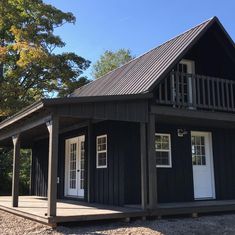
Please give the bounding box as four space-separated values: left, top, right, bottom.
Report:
69 143 77 189
80 141 85 190
191 136 206 166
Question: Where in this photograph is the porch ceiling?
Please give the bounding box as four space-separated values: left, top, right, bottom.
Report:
0 116 89 148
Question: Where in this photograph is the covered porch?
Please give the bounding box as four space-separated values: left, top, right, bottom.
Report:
0 95 154 226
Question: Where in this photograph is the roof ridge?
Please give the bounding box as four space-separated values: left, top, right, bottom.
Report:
72 17 215 96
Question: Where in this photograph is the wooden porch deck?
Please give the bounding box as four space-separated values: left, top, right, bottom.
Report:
0 196 145 225
1 196 235 226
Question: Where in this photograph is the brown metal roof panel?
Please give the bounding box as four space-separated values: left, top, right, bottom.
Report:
136 20 212 92
117 30 195 94
71 18 215 97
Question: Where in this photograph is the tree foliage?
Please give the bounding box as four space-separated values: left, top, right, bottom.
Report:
0 148 12 195
0 148 31 195
92 49 134 79
0 0 91 195
0 0 90 116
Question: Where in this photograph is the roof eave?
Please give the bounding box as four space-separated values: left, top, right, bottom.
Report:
0 100 45 130
43 93 152 106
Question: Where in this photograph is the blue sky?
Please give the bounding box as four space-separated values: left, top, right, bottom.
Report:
44 0 235 80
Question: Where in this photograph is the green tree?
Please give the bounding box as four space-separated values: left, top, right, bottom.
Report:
92 49 134 79
0 148 31 195
0 0 91 195
0 148 12 195
0 0 90 116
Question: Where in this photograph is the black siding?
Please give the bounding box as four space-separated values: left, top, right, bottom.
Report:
31 120 235 205
213 128 235 200
90 121 141 206
156 124 235 203
31 139 48 197
31 121 141 206
156 124 194 203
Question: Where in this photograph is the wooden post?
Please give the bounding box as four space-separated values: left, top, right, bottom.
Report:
87 120 92 203
140 122 147 210
46 115 59 217
147 113 157 209
12 134 20 207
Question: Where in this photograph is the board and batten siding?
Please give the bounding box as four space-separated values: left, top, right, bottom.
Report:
90 121 141 206
31 128 87 198
31 139 48 197
212 128 235 200
156 124 194 203
156 124 235 203
31 121 235 205
31 121 141 206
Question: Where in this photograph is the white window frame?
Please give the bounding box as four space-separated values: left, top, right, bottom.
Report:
155 133 172 168
96 134 108 169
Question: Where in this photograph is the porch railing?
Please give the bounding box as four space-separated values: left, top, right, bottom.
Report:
156 71 235 112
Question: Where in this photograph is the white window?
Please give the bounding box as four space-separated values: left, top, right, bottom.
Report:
96 135 107 168
155 133 172 168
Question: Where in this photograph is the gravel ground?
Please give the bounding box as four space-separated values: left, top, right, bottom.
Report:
1 210 235 235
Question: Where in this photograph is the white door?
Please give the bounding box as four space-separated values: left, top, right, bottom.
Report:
172 59 195 105
65 135 85 198
191 132 215 199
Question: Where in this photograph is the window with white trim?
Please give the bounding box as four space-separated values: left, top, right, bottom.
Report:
96 135 107 168
155 133 172 167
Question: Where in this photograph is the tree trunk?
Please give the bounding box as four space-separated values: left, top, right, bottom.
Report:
0 64 3 79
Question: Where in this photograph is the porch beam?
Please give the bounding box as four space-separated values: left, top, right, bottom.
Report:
151 105 235 123
0 115 51 142
147 113 158 209
140 123 147 210
46 115 59 217
12 134 20 207
49 100 148 123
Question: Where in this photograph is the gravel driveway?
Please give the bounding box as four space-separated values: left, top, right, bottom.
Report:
1 210 235 235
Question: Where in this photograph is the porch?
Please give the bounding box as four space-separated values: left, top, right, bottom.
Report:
1 196 235 226
0 196 145 225
0 96 152 226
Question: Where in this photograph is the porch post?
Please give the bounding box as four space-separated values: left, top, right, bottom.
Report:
46 115 59 217
87 120 93 203
12 134 20 207
147 113 158 209
140 122 147 210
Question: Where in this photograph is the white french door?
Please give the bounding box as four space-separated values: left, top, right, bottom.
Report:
191 132 215 199
65 135 85 198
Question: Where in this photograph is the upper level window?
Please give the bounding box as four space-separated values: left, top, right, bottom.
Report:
96 135 107 168
155 133 172 168
177 59 195 74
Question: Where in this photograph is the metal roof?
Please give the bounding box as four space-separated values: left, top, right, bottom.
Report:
72 17 218 97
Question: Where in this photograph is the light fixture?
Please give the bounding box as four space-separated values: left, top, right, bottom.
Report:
177 128 188 137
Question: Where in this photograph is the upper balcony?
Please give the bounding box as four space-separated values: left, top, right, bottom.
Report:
155 71 235 113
